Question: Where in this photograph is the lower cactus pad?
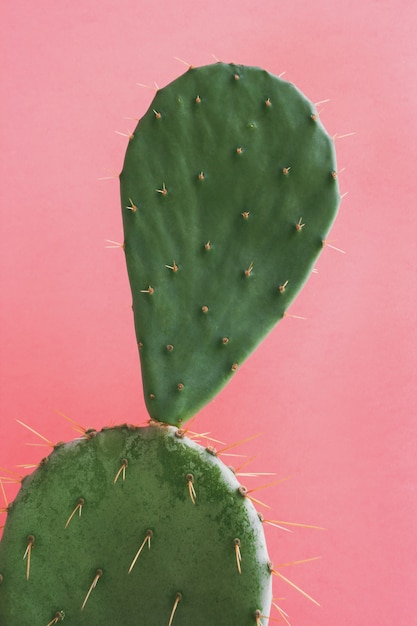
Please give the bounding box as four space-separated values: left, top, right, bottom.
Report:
0 424 272 625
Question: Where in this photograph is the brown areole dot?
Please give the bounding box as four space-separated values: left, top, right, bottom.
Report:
296 217 305 232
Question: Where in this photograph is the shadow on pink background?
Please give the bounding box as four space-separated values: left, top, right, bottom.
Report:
1 1 416 624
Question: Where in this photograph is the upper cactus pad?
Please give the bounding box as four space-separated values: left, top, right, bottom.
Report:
120 62 340 425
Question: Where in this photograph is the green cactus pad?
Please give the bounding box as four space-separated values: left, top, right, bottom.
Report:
0 424 272 625
120 62 340 426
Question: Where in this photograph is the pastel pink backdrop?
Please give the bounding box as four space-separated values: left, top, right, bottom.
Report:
1 1 416 624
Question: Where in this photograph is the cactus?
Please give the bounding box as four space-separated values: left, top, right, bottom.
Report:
120 62 339 426
0 424 272 624
0 62 340 625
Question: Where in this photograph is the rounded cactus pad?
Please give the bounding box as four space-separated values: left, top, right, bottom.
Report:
120 62 340 425
0 424 272 625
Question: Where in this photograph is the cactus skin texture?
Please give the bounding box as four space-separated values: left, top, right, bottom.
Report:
120 62 340 426
0 424 272 625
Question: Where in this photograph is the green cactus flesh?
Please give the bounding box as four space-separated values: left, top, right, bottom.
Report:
120 62 340 426
0 424 272 625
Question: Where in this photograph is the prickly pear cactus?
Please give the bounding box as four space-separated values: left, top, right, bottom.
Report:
0 62 340 625
0 424 272 625
120 62 340 426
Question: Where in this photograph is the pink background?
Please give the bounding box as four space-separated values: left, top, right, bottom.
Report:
1 1 416 624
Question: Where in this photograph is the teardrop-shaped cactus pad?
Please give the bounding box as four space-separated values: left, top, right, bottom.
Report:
120 62 340 425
